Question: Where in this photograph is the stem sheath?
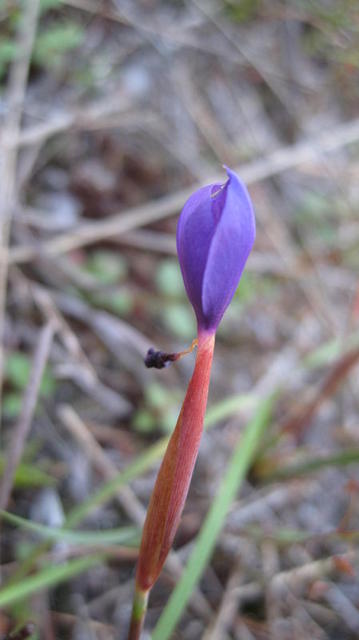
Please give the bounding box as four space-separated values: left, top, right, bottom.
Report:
127 332 215 638
128 587 149 640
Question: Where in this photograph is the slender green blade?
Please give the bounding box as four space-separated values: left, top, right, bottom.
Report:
205 393 255 427
65 439 167 528
261 448 359 482
0 510 139 546
5 391 261 587
0 554 105 608
152 396 273 640
0 456 55 488
303 330 359 369
66 392 255 528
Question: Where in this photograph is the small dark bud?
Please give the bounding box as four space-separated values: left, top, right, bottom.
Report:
144 348 177 369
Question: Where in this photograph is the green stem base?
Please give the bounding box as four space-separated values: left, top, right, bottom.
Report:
128 587 149 640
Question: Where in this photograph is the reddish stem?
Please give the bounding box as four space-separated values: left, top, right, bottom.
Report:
135 331 215 592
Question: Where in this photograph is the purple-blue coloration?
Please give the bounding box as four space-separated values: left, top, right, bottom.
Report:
176 167 255 333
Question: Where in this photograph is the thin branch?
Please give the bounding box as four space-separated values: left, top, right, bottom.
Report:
58 404 145 525
202 563 243 640
0 0 40 429
0 322 54 509
282 346 359 441
8 104 158 150
8 116 359 265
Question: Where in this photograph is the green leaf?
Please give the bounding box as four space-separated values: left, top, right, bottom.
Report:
86 251 128 285
223 0 260 23
260 448 359 482
0 510 139 546
303 331 359 369
33 22 84 68
5 352 31 388
163 304 196 339
5 351 56 397
133 409 156 433
93 290 134 316
0 554 105 609
133 383 182 434
40 0 63 12
145 382 169 410
152 396 273 640
156 260 185 298
206 392 256 427
0 456 55 488
3 392 22 418
0 38 18 78
234 272 256 303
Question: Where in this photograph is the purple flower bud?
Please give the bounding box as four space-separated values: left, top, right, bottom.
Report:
176 167 256 334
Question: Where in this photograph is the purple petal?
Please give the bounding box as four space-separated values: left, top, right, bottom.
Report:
202 168 255 330
176 184 220 323
176 167 255 333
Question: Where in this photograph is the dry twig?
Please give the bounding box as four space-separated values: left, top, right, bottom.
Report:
58 404 145 525
0 0 40 428
282 347 359 440
8 117 359 265
0 321 54 509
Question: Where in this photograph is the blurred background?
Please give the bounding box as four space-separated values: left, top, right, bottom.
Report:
1 1 359 638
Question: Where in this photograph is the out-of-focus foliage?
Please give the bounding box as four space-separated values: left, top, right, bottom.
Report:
4 352 55 418
0 0 84 82
1 0 359 637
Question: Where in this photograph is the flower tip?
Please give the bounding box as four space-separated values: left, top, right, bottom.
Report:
224 165 252 197
221 165 235 187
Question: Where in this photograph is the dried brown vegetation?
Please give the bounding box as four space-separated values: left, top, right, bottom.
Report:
1 1 359 639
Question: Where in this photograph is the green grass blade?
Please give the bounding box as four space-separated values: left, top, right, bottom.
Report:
205 393 255 427
65 439 167 528
5 391 260 587
0 554 105 608
303 330 359 369
66 392 255 528
242 524 359 546
152 396 273 640
261 448 359 482
4 445 155 584
5 440 168 586
0 510 139 546
0 456 55 488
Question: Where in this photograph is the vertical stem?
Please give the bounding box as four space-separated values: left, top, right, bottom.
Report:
127 332 215 638
128 588 149 640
